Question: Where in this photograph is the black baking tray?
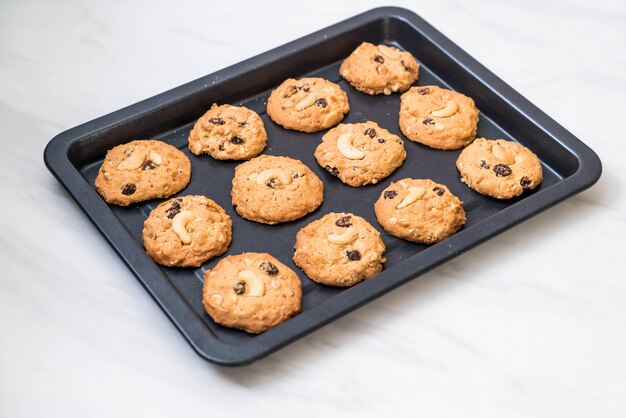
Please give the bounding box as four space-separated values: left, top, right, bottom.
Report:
44 7 601 366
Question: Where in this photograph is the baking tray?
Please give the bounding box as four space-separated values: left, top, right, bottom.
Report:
44 7 601 366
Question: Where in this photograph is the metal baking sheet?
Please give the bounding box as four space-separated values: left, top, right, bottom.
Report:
44 7 601 366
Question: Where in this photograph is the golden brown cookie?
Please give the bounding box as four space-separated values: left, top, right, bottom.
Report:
188 103 267 160
399 85 479 150
266 77 349 133
293 213 386 287
142 195 232 267
374 178 466 244
231 155 324 224
202 253 302 334
456 138 543 199
95 140 191 206
314 121 406 187
339 42 419 95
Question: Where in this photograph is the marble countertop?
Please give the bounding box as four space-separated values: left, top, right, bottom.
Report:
1 0 624 416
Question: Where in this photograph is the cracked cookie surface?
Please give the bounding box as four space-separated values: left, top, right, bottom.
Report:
456 138 543 199
399 85 479 150
374 178 466 244
266 77 349 133
293 213 386 287
202 253 302 334
142 195 232 267
188 103 267 160
314 121 406 187
231 155 324 224
340 42 419 95
95 139 191 206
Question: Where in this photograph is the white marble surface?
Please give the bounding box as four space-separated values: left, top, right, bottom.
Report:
1 0 625 416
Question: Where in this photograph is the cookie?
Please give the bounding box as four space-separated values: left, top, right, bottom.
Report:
314 121 406 187
231 155 324 224
399 85 479 150
293 213 386 287
456 138 543 199
95 140 191 206
202 253 302 334
142 195 232 267
266 77 349 133
374 178 466 244
339 42 419 95
188 103 267 160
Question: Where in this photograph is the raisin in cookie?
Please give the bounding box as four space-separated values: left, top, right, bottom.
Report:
456 138 543 199
314 121 406 187
399 86 479 150
339 42 419 95
188 103 267 160
95 140 191 206
202 253 302 334
374 178 466 244
142 195 232 267
293 213 386 287
231 155 324 224
266 77 349 133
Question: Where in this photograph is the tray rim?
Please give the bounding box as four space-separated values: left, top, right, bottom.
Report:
43 6 602 366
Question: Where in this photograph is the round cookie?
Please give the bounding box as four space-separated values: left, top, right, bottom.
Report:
293 213 386 287
266 77 349 133
399 85 479 150
456 138 543 199
314 122 406 187
142 195 232 267
188 103 267 160
231 155 324 224
374 178 466 244
339 42 419 95
95 140 191 206
202 253 302 334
